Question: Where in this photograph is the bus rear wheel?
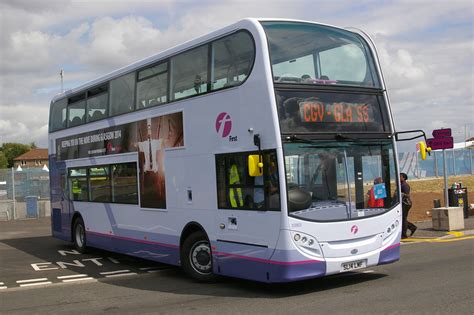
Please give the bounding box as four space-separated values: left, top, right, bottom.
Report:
181 231 216 282
73 217 87 253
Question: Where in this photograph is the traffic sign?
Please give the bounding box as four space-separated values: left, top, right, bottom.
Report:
426 137 454 150
432 128 452 138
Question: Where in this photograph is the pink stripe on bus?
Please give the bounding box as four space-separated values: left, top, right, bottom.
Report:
87 231 179 249
214 251 322 265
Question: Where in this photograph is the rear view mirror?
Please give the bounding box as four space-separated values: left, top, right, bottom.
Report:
394 129 426 142
417 141 431 160
248 155 263 177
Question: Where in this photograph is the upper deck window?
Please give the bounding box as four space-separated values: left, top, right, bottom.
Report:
67 94 86 127
50 98 67 132
211 31 255 90
110 72 136 116
137 62 168 108
171 45 209 100
261 22 380 88
87 85 108 122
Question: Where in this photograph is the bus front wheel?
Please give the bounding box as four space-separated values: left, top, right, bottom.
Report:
181 231 216 282
73 217 87 253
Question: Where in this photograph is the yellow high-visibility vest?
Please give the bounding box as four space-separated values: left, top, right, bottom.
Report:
229 164 243 208
72 180 81 194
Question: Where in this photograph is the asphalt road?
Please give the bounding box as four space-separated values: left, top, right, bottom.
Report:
0 220 473 314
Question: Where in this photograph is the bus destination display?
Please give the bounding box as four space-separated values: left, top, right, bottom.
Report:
300 102 369 123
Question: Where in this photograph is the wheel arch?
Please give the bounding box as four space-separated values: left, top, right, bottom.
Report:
70 211 83 242
180 221 209 250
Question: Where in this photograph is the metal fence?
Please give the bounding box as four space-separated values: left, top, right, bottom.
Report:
399 147 473 179
0 167 51 220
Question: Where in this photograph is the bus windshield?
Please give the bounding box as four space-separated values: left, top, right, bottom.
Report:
284 140 398 221
262 21 380 88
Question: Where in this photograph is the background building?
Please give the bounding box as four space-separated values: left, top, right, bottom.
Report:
13 149 49 169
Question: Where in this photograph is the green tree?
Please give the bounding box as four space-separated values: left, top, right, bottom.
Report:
29 142 37 149
0 151 7 169
0 143 31 168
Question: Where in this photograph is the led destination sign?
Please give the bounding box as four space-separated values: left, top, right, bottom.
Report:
276 90 389 133
300 102 370 123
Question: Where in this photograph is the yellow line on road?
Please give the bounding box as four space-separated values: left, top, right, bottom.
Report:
402 236 474 243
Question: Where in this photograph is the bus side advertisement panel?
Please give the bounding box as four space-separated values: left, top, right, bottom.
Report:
56 112 184 209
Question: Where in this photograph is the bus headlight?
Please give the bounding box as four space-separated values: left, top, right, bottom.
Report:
384 219 400 241
290 231 323 258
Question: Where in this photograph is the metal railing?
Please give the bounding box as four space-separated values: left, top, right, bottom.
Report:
0 167 50 220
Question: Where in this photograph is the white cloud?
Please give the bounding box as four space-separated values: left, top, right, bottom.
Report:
0 104 49 146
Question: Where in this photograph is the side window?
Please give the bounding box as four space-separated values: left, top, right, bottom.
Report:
216 151 280 210
69 168 88 201
67 94 86 127
171 45 208 100
137 62 168 109
89 166 111 202
111 163 138 204
50 98 67 131
110 72 136 116
211 31 255 90
87 85 108 122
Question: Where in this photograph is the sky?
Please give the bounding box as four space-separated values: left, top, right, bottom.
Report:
0 0 473 151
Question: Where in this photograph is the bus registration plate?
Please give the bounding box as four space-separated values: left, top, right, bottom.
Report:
341 260 366 272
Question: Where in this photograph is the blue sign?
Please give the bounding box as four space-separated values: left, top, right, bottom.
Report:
374 183 387 200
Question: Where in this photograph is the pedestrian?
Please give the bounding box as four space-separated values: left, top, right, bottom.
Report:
367 177 385 208
400 173 417 238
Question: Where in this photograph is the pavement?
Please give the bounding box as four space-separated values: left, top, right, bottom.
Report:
403 215 474 242
1 215 473 241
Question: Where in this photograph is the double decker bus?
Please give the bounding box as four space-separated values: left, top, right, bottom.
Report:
49 18 401 283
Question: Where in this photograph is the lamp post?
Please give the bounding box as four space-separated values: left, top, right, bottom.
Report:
60 68 64 93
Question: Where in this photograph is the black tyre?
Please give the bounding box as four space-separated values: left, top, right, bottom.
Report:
73 217 87 253
181 231 216 282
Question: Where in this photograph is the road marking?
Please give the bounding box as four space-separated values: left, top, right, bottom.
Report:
16 278 48 284
62 277 95 283
139 267 160 271
140 267 168 273
57 274 89 279
0 286 7 290
100 270 131 275
402 235 474 243
20 281 52 287
107 257 120 264
362 270 375 273
105 272 137 278
447 231 464 237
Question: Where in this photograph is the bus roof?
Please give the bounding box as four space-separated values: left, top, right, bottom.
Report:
51 18 355 104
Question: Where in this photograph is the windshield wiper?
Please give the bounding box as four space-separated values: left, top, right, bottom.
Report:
335 133 354 141
283 135 317 144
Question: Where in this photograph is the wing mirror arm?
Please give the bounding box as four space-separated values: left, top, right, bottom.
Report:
393 129 427 142
248 135 264 177
253 134 264 169
393 129 432 160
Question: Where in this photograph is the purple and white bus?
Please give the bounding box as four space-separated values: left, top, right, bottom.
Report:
48 18 401 283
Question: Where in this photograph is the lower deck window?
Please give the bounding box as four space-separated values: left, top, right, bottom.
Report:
112 163 138 204
68 162 138 204
90 166 111 202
